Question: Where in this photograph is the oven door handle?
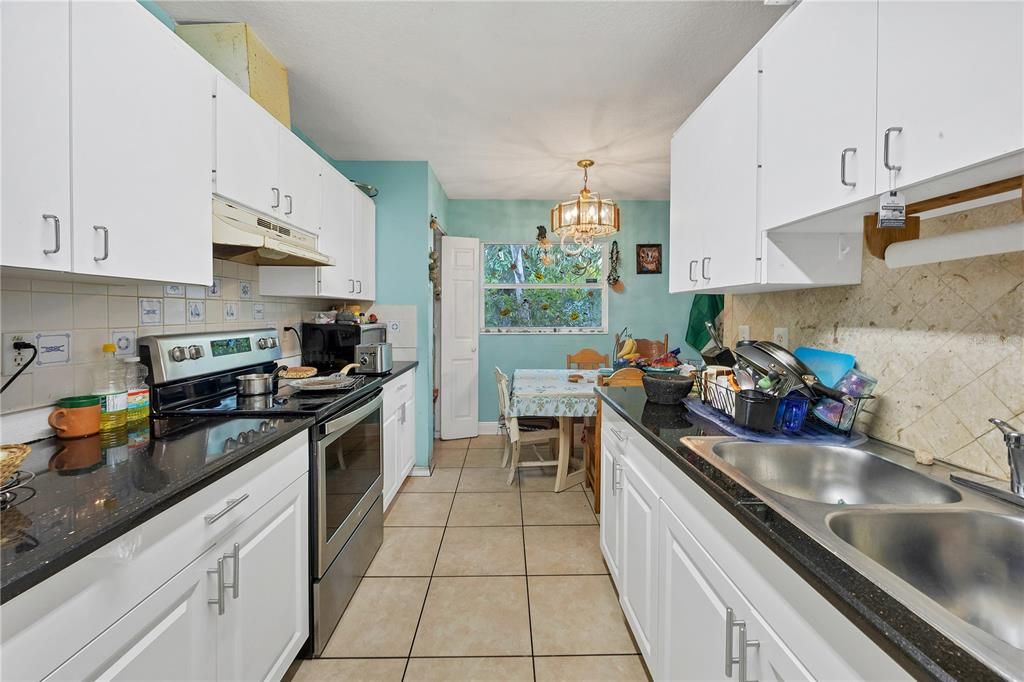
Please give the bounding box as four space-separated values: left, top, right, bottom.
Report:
322 393 383 437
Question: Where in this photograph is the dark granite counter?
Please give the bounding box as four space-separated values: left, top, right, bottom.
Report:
598 387 1002 682
1 416 312 603
381 360 417 383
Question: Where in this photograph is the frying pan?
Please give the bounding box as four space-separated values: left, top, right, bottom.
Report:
735 341 850 402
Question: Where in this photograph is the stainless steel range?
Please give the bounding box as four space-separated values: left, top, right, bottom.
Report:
139 328 384 656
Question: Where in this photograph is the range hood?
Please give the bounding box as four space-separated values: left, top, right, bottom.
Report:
212 198 334 267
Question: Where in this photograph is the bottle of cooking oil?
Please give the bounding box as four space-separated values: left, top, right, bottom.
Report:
94 343 127 431
124 356 150 424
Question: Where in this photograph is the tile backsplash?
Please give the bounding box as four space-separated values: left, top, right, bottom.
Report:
724 199 1023 480
0 259 340 416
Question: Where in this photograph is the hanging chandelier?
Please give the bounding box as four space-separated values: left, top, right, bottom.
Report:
550 159 620 256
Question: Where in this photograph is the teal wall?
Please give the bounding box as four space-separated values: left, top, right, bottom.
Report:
333 161 435 467
446 200 697 421
139 0 176 29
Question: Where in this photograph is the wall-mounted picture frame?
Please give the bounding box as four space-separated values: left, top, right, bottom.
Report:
636 243 662 274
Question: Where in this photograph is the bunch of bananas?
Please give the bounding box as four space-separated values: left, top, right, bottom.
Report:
617 337 641 361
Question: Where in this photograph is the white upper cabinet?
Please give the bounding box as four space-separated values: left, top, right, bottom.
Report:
277 130 323 230
1 0 72 272
668 115 704 293
318 165 356 297
70 0 214 285
760 0 878 229
876 1 1024 190
351 190 377 300
215 75 281 217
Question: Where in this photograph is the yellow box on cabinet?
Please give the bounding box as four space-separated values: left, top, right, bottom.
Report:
175 22 291 127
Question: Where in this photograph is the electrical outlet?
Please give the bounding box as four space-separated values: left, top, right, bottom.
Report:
773 327 789 348
2 333 34 376
738 325 751 341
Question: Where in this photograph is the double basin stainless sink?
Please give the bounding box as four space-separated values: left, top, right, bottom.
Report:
698 440 1024 676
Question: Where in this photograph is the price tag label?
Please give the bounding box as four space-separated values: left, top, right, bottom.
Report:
878 190 906 228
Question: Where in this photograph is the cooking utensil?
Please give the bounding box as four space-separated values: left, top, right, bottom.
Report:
734 390 779 432
732 365 756 390
793 347 856 388
735 341 849 402
642 373 694 405
236 366 288 396
702 321 737 366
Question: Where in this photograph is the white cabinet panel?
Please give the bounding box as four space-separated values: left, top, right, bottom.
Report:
218 475 309 682
382 407 401 509
319 166 357 297
760 0 878 229
668 124 703 293
599 434 624 584
400 394 416 474
1 0 72 272
876 1 1024 190
45 550 218 682
351 191 377 300
70 0 214 285
277 129 323 231
215 74 280 217
620 451 659 661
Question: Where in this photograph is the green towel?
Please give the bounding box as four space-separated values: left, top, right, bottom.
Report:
684 294 725 352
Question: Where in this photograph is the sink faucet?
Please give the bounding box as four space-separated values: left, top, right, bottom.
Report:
990 418 1024 496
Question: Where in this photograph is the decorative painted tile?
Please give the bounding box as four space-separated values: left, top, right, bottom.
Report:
187 299 205 324
163 284 185 298
239 280 253 300
223 302 239 322
138 298 163 325
253 303 265 320
207 278 222 298
34 331 72 366
111 329 137 357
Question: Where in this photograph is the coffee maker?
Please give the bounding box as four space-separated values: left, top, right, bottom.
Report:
300 322 388 374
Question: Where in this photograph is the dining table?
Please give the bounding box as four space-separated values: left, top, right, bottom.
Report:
509 368 598 492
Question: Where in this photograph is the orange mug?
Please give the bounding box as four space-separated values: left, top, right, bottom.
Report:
48 396 101 439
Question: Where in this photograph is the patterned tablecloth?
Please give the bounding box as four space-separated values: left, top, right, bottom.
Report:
509 369 599 418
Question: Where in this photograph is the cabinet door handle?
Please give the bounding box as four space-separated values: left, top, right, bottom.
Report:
42 214 61 255
205 493 249 524
688 259 698 283
284 194 293 215
93 225 109 262
840 147 857 188
701 256 711 281
208 557 226 615
610 427 627 442
883 126 903 172
614 462 624 491
349 279 355 293
271 187 281 208
357 280 362 294
725 607 759 680
224 542 240 599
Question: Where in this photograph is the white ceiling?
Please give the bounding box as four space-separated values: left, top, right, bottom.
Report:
164 1 785 200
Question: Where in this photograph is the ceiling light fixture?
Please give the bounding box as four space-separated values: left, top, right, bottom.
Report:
551 159 620 256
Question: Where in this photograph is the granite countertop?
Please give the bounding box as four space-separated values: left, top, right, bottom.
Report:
382 360 417 383
597 386 1001 682
0 416 313 603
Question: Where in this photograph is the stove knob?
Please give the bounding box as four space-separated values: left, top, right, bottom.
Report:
223 437 238 453
257 337 269 350
269 337 279 349
169 346 188 362
237 431 251 445
188 345 204 359
259 421 272 434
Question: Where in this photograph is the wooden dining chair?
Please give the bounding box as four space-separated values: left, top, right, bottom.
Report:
495 368 560 485
615 333 670 360
587 368 646 513
567 348 610 370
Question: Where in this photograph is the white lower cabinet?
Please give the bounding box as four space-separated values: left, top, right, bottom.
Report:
383 370 417 509
598 415 910 681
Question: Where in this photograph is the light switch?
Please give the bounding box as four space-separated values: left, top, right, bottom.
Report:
772 327 789 348
738 325 751 341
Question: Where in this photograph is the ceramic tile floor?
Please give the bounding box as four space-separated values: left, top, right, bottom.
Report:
287 436 650 682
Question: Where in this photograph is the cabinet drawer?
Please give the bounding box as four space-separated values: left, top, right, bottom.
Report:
1 432 310 682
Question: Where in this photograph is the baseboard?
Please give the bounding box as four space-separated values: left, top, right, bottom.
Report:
410 465 433 477
477 421 502 435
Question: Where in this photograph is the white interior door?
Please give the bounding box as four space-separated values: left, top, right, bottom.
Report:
440 236 480 440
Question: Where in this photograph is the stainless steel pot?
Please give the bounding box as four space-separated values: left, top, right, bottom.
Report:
236 366 288 396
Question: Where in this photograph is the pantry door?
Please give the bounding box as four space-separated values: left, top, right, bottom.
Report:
440 236 480 440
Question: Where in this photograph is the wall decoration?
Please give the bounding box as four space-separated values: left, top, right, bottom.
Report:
607 240 621 288
636 243 662 274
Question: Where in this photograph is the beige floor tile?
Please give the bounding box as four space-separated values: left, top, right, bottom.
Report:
432 449 467 468
366 527 444 577
522 492 597 525
470 433 507 447
401 468 461 493
384 493 454 527
457 466 519 492
435 438 472 450
529 575 637 655
411 577 532 656
404 657 534 682
290 658 406 682
524 525 607 575
463 449 507 468
584 487 596 512
448 492 523 526
519 467 581 492
323 577 429 657
534 655 649 682
434 526 526 576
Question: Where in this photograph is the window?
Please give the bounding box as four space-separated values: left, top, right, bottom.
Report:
481 242 607 333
